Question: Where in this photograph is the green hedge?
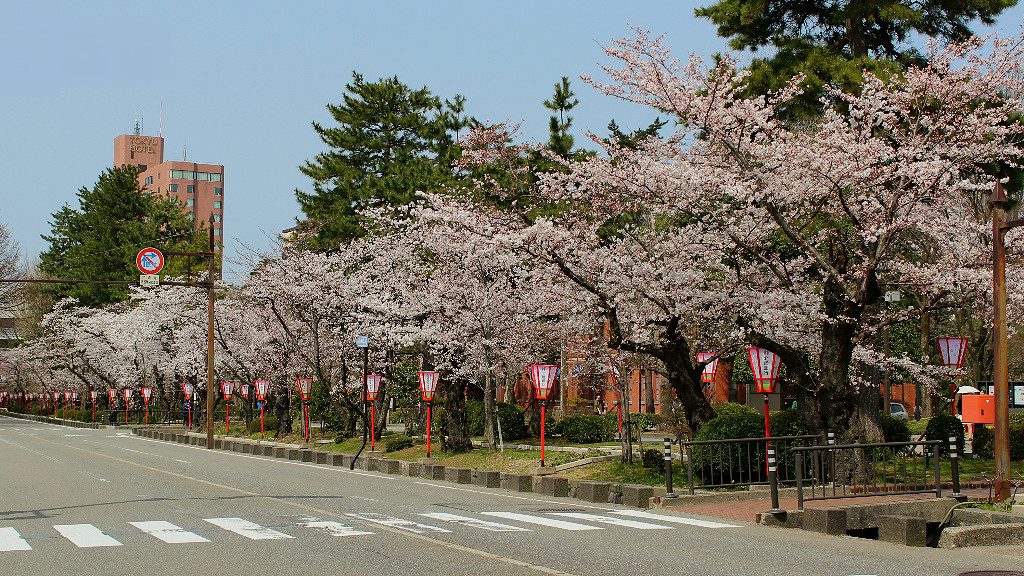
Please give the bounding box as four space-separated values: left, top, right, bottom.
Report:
691 404 765 484
384 434 414 452
972 413 1024 460
465 401 529 441
924 413 965 457
879 413 911 443
553 415 610 444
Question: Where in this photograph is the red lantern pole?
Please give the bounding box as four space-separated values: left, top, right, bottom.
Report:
370 404 376 451
540 403 546 467
425 404 432 458
530 364 558 468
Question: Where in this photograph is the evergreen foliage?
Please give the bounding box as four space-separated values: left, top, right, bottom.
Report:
38 165 206 307
296 73 468 250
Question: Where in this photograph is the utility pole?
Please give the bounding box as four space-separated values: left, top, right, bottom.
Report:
205 216 216 449
991 181 1014 502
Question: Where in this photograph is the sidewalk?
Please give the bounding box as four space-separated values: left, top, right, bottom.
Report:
658 488 991 523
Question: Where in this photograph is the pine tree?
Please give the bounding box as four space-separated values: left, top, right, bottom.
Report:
296 73 468 250
543 76 580 158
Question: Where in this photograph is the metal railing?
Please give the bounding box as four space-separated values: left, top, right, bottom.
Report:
792 439 951 510
680 434 824 494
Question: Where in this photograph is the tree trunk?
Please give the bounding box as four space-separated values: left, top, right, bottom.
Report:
643 370 655 414
920 306 933 418
442 377 472 453
484 371 496 451
274 393 291 437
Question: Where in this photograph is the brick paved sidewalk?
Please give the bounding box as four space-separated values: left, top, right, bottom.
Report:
657 488 990 523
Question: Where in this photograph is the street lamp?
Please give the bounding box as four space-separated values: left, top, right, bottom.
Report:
697 352 720 400
106 389 117 424
296 378 313 442
141 386 153 424
529 364 558 467
89 390 97 422
123 388 133 423
254 379 269 439
182 382 195 428
418 371 440 458
220 381 234 434
747 346 782 513
366 374 383 451
937 337 969 417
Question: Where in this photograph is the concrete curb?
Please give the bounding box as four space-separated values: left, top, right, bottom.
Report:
938 522 1024 548
0 409 104 429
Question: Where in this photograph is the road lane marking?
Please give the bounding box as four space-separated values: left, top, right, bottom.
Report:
204 518 293 540
0 527 31 551
419 512 531 532
608 510 740 528
129 521 210 543
0 438 63 463
549 512 672 530
298 517 374 537
481 512 601 531
27 435 577 576
77 470 111 483
54 524 123 548
345 513 451 534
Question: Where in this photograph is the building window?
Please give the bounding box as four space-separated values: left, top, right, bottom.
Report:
186 199 195 207
210 173 222 182
186 212 194 220
213 214 222 222
213 201 222 209
213 187 222 196
171 169 196 179
187 185 195 193
144 176 153 185
169 184 178 192
214 228 222 237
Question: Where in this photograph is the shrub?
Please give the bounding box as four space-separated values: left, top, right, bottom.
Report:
248 416 278 434
554 415 610 444
384 434 414 452
691 403 765 485
769 409 811 438
641 448 663 471
878 413 911 443
495 403 529 441
973 425 995 459
466 400 485 436
923 413 965 457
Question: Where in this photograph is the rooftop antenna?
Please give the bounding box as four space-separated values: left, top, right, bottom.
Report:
140 111 144 135
183 139 187 162
159 101 163 137
133 118 140 135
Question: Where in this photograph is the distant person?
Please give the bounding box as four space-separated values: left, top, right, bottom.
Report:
108 406 117 427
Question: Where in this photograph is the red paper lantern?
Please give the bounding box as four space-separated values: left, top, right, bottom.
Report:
365 374 383 402
254 380 269 401
220 381 235 400
295 378 312 402
418 371 439 402
747 346 781 394
528 364 558 400
937 337 969 368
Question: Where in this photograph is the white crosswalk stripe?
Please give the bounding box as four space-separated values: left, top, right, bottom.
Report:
203 518 293 540
608 510 740 528
481 512 602 531
0 527 31 551
345 513 451 534
298 517 374 537
419 512 531 532
54 524 123 548
549 512 672 530
129 521 210 543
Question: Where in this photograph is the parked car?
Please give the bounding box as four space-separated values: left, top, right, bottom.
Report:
890 402 909 420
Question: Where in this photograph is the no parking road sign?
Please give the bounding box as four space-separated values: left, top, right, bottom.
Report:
136 247 165 275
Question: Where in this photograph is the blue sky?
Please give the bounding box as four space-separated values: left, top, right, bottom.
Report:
1 1 1022 282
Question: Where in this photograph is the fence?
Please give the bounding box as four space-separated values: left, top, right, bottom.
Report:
680 434 824 494
792 439 960 510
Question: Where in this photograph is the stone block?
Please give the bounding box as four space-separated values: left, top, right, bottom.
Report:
315 452 328 465
422 464 446 480
501 473 533 493
878 515 927 547
576 481 611 504
621 485 654 509
232 442 244 452
446 467 473 484
300 450 314 463
379 459 401 474
328 453 345 466
273 447 287 458
473 470 501 488
938 522 1024 548
287 449 302 460
214 439 223 450
539 476 570 498
402 461 422 477
803 508 847 536
242 443 253 454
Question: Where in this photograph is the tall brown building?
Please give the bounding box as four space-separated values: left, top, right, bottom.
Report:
113 134 225 250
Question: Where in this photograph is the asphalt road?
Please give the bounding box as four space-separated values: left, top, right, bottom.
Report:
0 415 1020 576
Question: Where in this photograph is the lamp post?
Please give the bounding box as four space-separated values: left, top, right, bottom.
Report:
747 346 782 512
141 386 153 424
89 390 97 422
418 371 439 458
123 388 132 423
220 381 234 434
991 180 1015 502
182 382 194 429
296 378 312 443
366 374 383 451
107 389 117 424
254 379 269 439
937 337 969 417
697 352 720 400
882 290 901 416
529 364 558 467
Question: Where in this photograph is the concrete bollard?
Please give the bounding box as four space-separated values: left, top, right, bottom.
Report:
445 467 473 484
620 485 654 508
501 473 533 493
539 476 570 497
576 481 612 503
473 470 501 488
